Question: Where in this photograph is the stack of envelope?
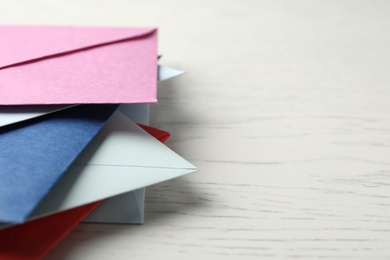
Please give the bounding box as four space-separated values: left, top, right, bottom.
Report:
0 25 197 259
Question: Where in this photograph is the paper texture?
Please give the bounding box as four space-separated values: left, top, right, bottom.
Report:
0 202 99 260
0 65 182 128
0 105 118 223
0 26 157 104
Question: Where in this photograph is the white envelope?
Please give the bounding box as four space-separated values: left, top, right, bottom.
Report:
82 102 149 224
0 105 74 128
85 64 185 224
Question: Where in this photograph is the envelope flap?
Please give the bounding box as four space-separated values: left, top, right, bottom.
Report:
0 105 118 223
0 26 156 69
73 112 196 170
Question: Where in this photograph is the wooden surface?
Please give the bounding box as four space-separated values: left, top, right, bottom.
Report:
1 0 390 259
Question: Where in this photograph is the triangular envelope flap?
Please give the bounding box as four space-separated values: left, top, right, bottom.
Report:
74 111 196 169
0 26 155 69
29 167 194 220
24 112 197 221
158 66 185 81
0 105 118 224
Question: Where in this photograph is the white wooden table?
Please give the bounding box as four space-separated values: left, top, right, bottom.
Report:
1 1 390 259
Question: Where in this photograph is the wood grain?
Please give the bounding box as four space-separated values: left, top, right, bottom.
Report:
1 0 390 259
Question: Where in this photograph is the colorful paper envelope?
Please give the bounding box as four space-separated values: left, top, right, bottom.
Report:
0 105 118 223
0 26 157 105
0 110 197 229
0 202 99 260
22 111 197 223
0 64 185 225
0 65 182 128
0 25 195 257
0 124 170 260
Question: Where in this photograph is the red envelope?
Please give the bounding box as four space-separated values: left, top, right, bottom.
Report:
0 124 170 260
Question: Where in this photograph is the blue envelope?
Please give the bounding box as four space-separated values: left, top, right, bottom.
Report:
0 104 118 223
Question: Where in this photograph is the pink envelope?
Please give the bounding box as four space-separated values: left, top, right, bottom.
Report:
0 26 157 104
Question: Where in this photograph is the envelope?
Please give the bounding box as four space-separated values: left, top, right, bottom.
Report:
81 111 173 224
82 123 171 225
158 65 185 81
77 104 151 224
0 105 118 223
0 110 197 230
0 124 170 260
0 25 157 105
0 110 196 229
0 105 73 128
0 65 182 128
0 202 99 260
0 64 184 225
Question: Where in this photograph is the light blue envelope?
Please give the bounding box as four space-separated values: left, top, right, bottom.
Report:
22 110 198 225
